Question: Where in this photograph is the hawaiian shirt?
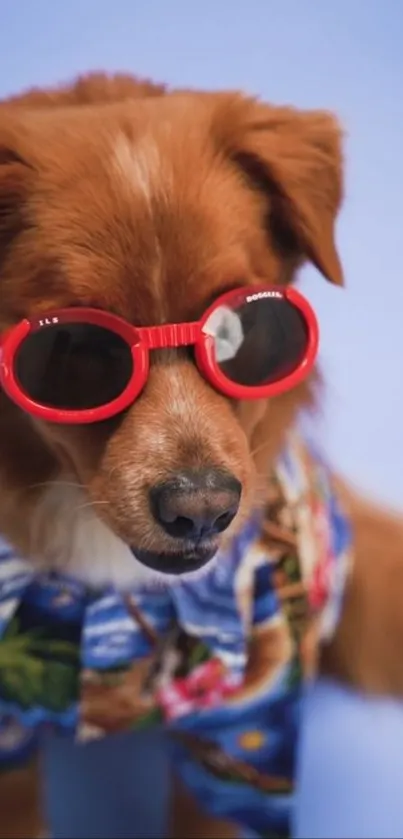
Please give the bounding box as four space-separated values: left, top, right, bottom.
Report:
0 436 352 838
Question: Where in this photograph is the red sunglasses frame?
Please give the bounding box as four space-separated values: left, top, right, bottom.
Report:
0 285 319 425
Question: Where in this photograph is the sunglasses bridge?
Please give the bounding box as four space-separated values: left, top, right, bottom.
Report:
139 322 202 349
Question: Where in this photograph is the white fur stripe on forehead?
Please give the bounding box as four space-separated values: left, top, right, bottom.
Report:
113 134 162 205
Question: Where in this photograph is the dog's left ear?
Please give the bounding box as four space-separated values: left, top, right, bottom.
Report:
213 97 344 285
0 122 36 271
0 146 32 266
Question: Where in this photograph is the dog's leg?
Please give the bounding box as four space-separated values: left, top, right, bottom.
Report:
321 479 403 694
0 760 44 839
170 775 238 839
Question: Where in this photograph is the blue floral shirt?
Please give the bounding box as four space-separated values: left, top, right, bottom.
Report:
0 437 352 837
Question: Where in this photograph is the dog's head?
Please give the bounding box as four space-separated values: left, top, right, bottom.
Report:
0 74 344 585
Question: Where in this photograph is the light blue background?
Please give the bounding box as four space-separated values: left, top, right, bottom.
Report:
1 0 402 508
1 5 403 838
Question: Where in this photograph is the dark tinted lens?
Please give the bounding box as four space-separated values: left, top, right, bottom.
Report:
206 294 308 387
15 323 133 410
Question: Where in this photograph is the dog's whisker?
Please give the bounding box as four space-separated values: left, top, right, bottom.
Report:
27 480 83 492
73 500 109 514
250 440 271 459
105 463 126 483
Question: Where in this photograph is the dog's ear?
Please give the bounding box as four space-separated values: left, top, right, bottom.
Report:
213 96 344 285
0 125 34 265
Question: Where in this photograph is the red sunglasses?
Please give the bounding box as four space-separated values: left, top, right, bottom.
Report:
0 285 318 425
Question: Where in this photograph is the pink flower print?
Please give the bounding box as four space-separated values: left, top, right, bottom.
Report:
157 659 236 721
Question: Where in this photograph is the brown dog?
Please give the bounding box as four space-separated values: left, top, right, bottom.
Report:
0 73 401 838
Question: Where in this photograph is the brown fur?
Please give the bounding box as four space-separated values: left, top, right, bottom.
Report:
0 72 400 838
322 480 403 692
0 760 43 839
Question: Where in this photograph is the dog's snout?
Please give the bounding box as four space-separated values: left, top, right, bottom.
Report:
150 468 242 542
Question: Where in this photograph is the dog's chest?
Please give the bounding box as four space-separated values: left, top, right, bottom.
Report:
0 439 352 729
0 438 353 837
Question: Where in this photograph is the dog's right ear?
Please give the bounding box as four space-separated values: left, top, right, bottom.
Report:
208 94 344 286
0 127 34 265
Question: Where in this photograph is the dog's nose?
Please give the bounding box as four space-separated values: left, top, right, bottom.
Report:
150 469 241 542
